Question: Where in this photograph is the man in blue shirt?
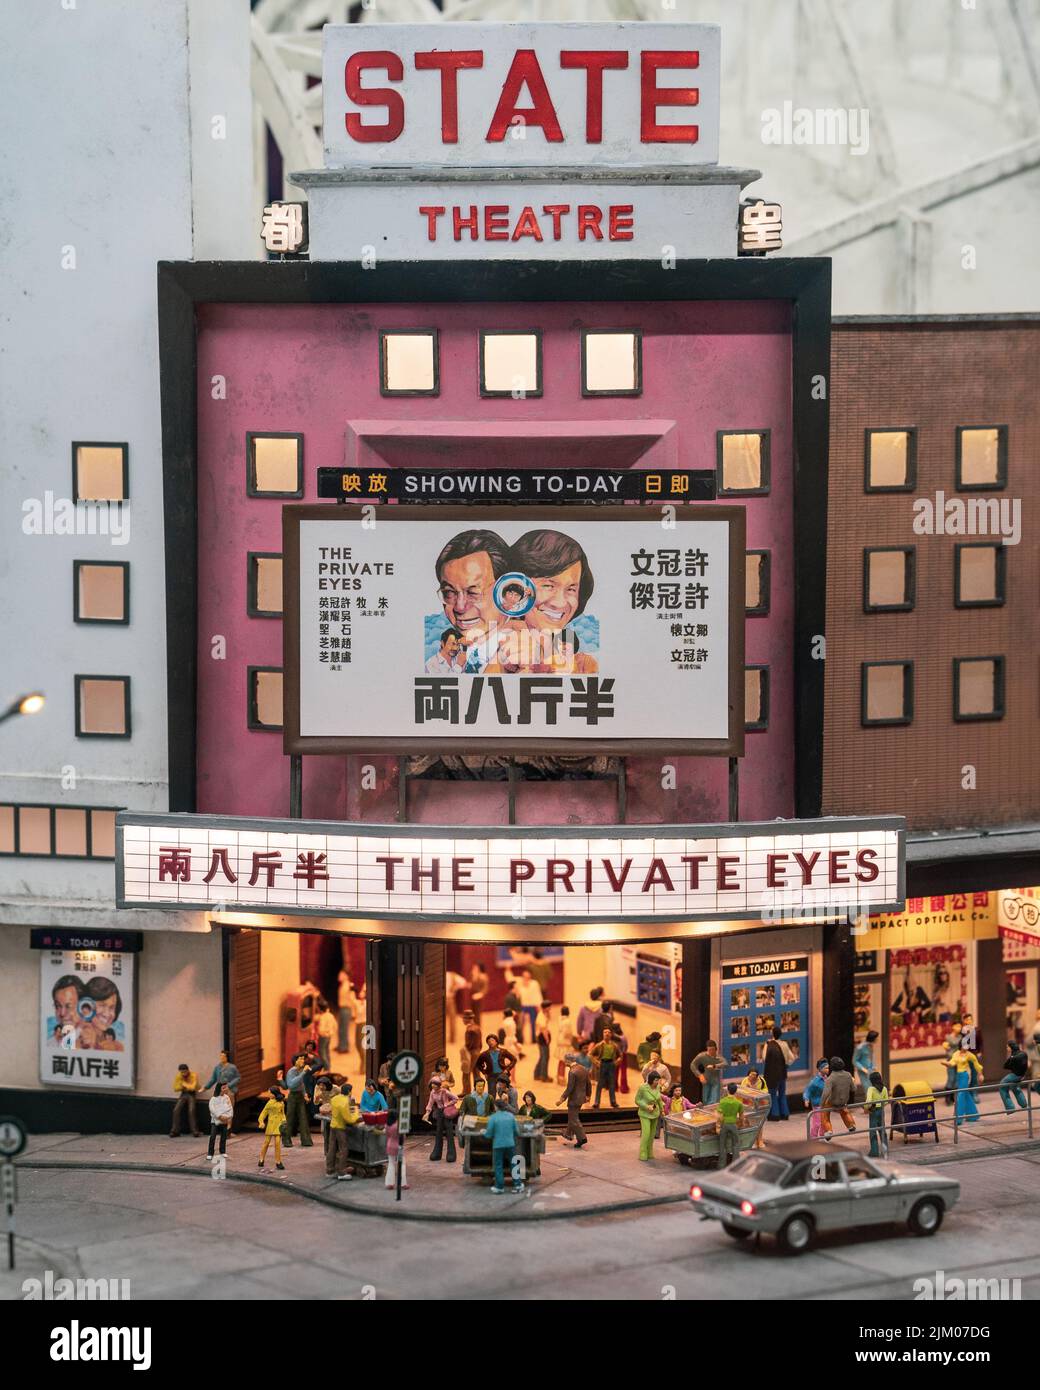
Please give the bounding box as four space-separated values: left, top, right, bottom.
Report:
282 1053 314 1147
485 1100 525 1195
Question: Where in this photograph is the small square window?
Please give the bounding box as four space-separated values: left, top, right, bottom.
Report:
953 656 1004 721
479 332 542 398
956 426 1007 490
380 330 439 395
955 543 1005 607
75 675 131 738
745 551 771 616
55 808 88 857
247 553 283 618
247 433 303 497
864 429 915 492
18 806 52 855
744 666 769 731
863 547 915 612
72 442 128 502
73 561 129 624
0 805 14 854
717 431 770 495
861 662 913 726
248 666 283 730
581 331 642 396
90 809 117 859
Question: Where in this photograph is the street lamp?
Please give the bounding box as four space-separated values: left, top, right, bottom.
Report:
0 692 45 726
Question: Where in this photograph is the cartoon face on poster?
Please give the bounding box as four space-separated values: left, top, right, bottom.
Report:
290 507 741 751
39 949 135 1089
888 944 968 1058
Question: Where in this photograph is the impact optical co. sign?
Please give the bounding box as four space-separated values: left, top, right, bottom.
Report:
116 813 905 928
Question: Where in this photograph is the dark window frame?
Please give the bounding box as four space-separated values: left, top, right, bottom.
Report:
716 429 771 497
744 664 770 732
953 654 1006 723
745 549 771 616
860 660 914 727
862 545 916 613
0 803 121 860
71 441 129 503
955 425 1008 492
954 542 1007 609
72 559 130 625
478 329 544 399
246 551 284 618
378 328 441 398
246 431 304 499
74 674 132 740
247 664 284 731
863 427 917 494
579 328 643 398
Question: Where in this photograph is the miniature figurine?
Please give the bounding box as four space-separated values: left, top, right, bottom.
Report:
257 1085 287 1171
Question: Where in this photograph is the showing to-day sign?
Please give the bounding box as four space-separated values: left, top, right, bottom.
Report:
317 468 716 504
282 504 745 757
323 23 721 169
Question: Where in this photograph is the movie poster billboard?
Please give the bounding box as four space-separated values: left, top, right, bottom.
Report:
39 947 135 1089
887 943 970 1061
283 504 745 755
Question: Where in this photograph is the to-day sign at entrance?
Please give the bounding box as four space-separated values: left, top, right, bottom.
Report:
116 814 905 928
323 23 721 169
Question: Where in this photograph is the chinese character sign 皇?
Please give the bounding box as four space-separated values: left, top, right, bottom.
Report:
288 507 742 751
39 949 135 1090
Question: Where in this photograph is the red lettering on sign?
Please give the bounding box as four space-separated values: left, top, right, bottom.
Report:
375 855 405 889
642 858 675 893
453 205 479 240
410 858 440 892
602 858 633 892
414 50 483 143
609 204 634 240
559 50 628 142
510 859 535 891
419 205 446 240
512 206 543 241
640 51 699 144
792 851 821 885
452 857 475 891
716 856 741 890
344 52 405 142
483 205 510 240
547 858 575 892
828 850 851 885
542 204 570 240
486 50 564 143
681 854 708 888
855 848 880 883
577 205 604 240
766 853 788 888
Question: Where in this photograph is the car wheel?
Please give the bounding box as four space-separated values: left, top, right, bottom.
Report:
722 1223 752 1240
908 1197 944 1236
778 1213 814 1254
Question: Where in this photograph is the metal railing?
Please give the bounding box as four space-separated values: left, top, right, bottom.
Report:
803 1076 1037 1150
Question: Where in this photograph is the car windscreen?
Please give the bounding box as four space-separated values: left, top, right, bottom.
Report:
727 1153 788 1183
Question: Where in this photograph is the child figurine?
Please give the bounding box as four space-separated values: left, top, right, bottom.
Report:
384 1109 408 1190
865 1069 889 1158
802 1058 830 1139
258 1085 287 1171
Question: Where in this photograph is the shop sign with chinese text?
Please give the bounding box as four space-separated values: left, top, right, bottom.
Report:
282 504 745 756
116 813 905 928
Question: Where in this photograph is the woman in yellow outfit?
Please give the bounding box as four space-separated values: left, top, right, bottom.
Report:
258 1085 288 1169
949 1047 983 1122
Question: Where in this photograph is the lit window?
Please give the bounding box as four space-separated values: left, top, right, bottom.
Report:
247 553 283 618
55 808 88 857
863 548 914 612
247 433 303 497
74 561 129 624
955 544 1005 607
75 675 131 738
957 427 1006 490
744 666 769 730
0 806 13 854
861 662 912 726
581 331 641 395
380 331 439 395
717 432 769 495
90 809 117 858
865 429 915 492
248 667 283 729
18 806 51 855
72 443 128 502
954 657 1004 721
745 551 770 616
480 332 542 398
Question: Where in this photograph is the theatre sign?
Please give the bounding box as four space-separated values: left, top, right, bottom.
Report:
291 21 760 261
117 813 905 937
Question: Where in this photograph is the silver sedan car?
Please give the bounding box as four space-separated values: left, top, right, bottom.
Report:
689 1140 960 1254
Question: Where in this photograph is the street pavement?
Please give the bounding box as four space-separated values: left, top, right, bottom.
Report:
4 1099 1039 1300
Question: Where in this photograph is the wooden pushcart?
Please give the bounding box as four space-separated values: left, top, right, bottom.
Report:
663 1088 770 1168
458 1113 546 1183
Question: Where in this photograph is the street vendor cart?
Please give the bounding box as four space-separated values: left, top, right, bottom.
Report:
890 1080 939 1144
344 1118 388 1176
458 1113 546 1182
663 1086 770 1167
